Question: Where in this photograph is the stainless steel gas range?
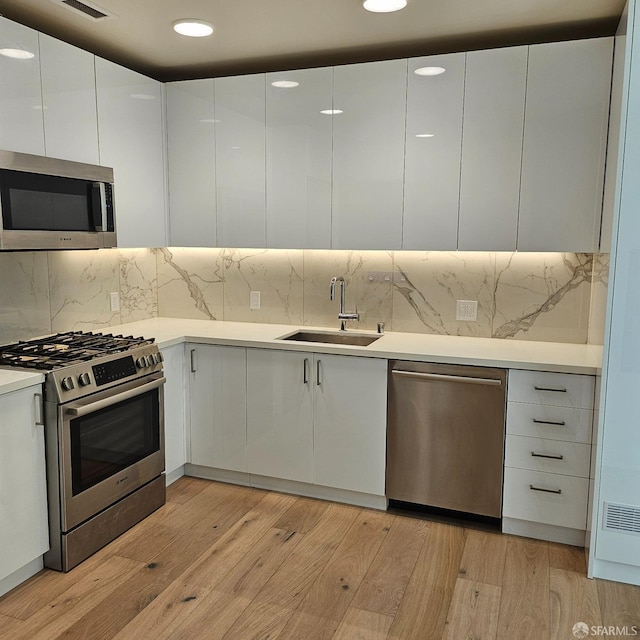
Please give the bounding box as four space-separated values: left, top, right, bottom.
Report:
0 331 166 572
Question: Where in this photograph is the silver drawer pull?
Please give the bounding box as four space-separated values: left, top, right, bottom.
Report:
531 451 564 460
532 418 566 426
534 385 567 393
529 484 562 495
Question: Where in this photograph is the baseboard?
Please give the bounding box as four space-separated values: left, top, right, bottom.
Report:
502 517 586 546
0 557 44 598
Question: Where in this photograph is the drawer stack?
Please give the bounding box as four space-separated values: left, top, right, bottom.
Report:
503 370 595 545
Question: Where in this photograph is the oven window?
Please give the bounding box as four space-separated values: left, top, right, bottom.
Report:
70 388 160 496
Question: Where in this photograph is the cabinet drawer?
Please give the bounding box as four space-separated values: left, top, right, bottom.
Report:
506 401 593 443
508 370 594 409
503 467 588 530
505 435 591 477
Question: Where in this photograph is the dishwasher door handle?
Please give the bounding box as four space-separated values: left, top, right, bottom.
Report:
391 369 503 387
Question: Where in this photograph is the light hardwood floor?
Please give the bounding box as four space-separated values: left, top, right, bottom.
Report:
1 477 639 640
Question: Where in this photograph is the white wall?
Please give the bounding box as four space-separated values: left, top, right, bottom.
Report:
590 0 640 585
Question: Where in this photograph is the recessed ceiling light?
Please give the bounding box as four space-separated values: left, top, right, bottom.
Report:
271 80 300 88
173 20 214 37
414 66 446 76
320 109 343 115
363 0 407 13
0 48 35 59
416 133 435 138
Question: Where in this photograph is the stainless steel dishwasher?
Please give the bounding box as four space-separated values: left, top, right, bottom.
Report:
386 360 507 519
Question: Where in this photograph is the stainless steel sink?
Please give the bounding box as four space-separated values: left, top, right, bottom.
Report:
279 330 381 347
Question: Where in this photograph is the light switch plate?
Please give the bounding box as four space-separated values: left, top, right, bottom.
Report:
456 299 477 321
250 291 261 310
110 292 120 312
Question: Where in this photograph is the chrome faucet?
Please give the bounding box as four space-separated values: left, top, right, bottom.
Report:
330 276 359 330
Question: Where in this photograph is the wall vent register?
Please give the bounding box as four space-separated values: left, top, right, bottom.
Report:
604 502 640 536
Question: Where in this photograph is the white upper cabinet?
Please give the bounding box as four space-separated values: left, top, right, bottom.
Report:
95 57 166 248
166 79 217 246
332 60 407 250
0 19 44 155
39 35 99 165
458 47 528 251
517 38 613 252
266 68 333 249
403 54 465 250
215 74 266 248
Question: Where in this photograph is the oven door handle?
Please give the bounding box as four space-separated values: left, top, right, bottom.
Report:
64 376 166 417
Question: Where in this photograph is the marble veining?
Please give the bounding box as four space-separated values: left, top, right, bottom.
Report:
157 248 224 320
119 249 158 323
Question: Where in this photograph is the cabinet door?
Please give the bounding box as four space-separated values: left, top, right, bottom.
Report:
458 47 527 250
0 19 45 155
313 355 387 495
403 54 465 250
215 74 266 248
39 35 99 164
95 57 167 248
161 345 186 478
166 80 217 246
0 386 49 580
246 348 313 482
266 68 332 248
332 60 406 249
517 38 613 252
189 345 247 472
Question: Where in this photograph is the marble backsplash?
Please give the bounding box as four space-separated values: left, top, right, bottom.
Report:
0 247 609 345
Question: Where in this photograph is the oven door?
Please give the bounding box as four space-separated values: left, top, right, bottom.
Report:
58 373 165 532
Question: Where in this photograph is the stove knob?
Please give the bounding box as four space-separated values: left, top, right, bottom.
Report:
156 351 164 363
148 354 158 365
136 356 148 369
78 372 91 386
61 376 75 391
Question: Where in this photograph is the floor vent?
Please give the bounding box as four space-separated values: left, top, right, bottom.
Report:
53 0 113 21
604 502 640 536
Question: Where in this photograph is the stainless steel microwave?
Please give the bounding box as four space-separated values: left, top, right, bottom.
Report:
0 150 116 250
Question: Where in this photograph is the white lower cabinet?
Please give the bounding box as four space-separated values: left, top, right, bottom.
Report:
161 345 187 482
503 369 595 545
246 349 313 483
188 344 247 473
246 349 387 496
0 384 49 596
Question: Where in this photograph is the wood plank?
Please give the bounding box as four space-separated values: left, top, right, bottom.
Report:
458 529 508 587
495 538 550 640
597 577 640 629
388 522 467 640
166 476 209 504
0 613 24 637
277 510 393 640
351 515 428 616
442 578 501 640
274 495 329 534
51 484 265 640
108 491 296 640
550 568 601 640
221 502 361 640
331 607 393 640
548 543 586 574
1 556 145 640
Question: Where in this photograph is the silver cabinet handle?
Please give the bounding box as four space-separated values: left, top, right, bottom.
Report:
316 359 322 386
529 484 562 495
532 418 566 426
34 393 44 426
392 370 502 386
534 385 567 393
531 451 564 460
190 348 197 373
303 358 309 384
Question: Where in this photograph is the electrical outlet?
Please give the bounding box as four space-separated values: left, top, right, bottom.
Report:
367 271 393 283
456 299 477 321
110 292 120 312
250 291 261 310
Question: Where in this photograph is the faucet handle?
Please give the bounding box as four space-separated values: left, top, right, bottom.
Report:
377 322 385 334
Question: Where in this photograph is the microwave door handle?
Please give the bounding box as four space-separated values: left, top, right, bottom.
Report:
91 182 106 231
65 376 166 417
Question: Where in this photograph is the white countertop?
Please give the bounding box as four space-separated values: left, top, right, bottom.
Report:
0 369 45 396
107 317 603 375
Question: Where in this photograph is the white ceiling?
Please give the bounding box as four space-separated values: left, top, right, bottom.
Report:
0 0 626 81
